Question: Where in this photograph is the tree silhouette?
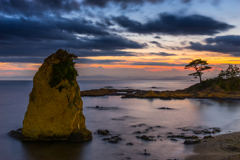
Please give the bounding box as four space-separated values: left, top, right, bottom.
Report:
218 64 240 79
185 59 212 83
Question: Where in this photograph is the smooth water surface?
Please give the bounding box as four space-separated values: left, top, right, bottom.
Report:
1 80 240 160
78 80 196 91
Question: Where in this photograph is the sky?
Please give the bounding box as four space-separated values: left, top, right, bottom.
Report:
0 0 240 80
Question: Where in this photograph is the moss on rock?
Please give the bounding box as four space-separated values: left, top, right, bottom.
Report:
21 49 92 141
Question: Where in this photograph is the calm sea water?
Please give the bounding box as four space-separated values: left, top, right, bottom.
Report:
1 80 240 160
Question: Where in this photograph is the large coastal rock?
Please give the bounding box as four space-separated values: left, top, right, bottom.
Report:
21 49 92 141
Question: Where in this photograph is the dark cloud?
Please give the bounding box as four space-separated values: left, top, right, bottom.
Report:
77 51 134 57
150 52 176 56
0 16 145 57
0 57 126 64
82 0 212 8
2 38 134 56
205 35 240 46
70 35 146 50
187 35 240 56
0 16 109 42
77 58 126 64
0 57 44 63
132 62 185 66
0 0 80 16
82 0 165 8
113 13 234 35
154 36 161 39
149 41 164 48
0 34 145 56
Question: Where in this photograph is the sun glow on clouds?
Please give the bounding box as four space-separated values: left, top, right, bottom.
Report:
0 0 240 79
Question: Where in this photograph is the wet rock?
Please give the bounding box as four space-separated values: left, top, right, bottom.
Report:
104 86 113 89
193 130 203 134
125 157 131 159
112 116 134 121
171 138 178 141
133 131 142 134
155 125 161 128
183 135 199 139
184 139 201 144
8 128 24 140
97 130 110 135
157 135 161 138
203 135 214 139
87 106 120 111
167 132 173 134
126 143 133 145
202 129 212 134
167 134 185 138
108 136 122 143
182 128 190 131
212 127 221 132
136 135 156 141
158 107 173 110
131 123 146 127
138 149 151 156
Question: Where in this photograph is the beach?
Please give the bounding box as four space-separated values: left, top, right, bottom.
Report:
185 132 240 160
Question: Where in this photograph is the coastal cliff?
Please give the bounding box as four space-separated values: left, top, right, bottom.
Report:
10 49 92 141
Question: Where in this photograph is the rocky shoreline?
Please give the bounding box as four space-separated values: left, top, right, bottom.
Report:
185 131 240 160
81 88 240 100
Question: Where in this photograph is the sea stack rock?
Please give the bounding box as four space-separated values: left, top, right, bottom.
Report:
21 49 92 141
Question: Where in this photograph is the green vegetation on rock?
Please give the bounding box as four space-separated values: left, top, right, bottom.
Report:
185 64 240 93
49 49 78 90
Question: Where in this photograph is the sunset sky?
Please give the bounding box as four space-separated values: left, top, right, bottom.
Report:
1 0 240 80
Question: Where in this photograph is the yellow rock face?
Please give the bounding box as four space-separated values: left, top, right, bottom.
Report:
22 51 92 141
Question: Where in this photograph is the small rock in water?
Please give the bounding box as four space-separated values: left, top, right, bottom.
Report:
108 136 122 143
126 143 133 145
158 107 173 110
182 128 190 131
171 138 178 141
8 128 23 140
139 149 150 156
97 129 110 135
131 123 146 127
212 127 221 132
133 131 142 134
193 130 203 134
136 135 156 141
96 106 99 108
202 129 212 134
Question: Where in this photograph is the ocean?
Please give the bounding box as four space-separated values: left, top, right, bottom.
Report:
1 80 240 160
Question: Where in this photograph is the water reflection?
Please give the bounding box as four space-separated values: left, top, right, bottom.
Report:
21 141 91 160
2 81 240 160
